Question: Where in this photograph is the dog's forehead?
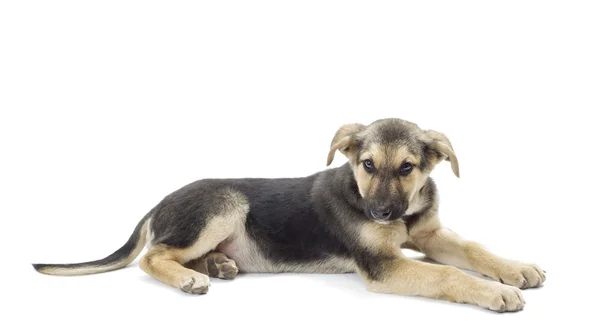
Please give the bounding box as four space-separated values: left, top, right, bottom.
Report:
363 119 420 141
360 119 423 155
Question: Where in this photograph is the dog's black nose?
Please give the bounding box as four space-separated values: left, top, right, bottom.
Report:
370 206 392 220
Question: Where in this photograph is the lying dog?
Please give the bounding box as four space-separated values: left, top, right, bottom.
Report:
33 118 545 312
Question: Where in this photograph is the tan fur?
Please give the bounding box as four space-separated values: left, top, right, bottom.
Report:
404 182 431 215
353 166 371 198
359 221 408 255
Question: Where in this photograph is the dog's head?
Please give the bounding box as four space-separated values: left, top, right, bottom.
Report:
326 118 459 223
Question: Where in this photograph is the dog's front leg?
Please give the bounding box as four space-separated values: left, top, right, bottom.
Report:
360 255 525 312
410 217 546 289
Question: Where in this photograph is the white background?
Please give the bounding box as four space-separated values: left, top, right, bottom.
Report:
1 1 599 334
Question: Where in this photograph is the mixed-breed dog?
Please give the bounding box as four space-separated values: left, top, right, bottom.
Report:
34 118 545 312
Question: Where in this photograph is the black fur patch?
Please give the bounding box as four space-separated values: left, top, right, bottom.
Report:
231 176 351 263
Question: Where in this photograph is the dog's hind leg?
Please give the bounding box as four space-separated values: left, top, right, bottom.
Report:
140 189 249 294
140 245 212 294
140 224 238 294
185 252 239 279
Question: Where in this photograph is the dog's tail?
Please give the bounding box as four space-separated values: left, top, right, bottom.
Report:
32 214 152 276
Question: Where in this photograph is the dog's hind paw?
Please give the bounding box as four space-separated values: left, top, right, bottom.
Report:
206 253 239 279
180 273 210 295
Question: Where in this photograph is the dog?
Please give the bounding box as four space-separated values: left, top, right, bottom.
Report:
33 118 545 312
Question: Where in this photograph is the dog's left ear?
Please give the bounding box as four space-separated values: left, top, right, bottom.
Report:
423 130 460 178
326 123 366 166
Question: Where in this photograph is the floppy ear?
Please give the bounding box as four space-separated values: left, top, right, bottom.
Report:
326 123 366 166
423 130 460 178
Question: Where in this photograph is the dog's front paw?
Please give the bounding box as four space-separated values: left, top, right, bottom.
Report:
493 262 546 289
476 281 525 312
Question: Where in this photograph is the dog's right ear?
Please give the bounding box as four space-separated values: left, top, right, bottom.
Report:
326 123 366 166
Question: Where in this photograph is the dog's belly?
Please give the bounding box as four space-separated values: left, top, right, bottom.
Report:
217 235 356 274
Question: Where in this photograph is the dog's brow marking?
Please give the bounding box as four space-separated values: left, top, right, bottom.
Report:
359 151 374 163
392 147 413 168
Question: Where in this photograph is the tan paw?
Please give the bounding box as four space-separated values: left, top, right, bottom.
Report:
477 282 525 312
180 273 210 295
494 262 546 289
206 253 239 279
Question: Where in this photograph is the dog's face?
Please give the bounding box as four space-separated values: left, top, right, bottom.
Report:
327 119 459 223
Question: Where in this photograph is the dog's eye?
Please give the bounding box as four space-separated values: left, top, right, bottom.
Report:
399 162 413 175
363 159 374 173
